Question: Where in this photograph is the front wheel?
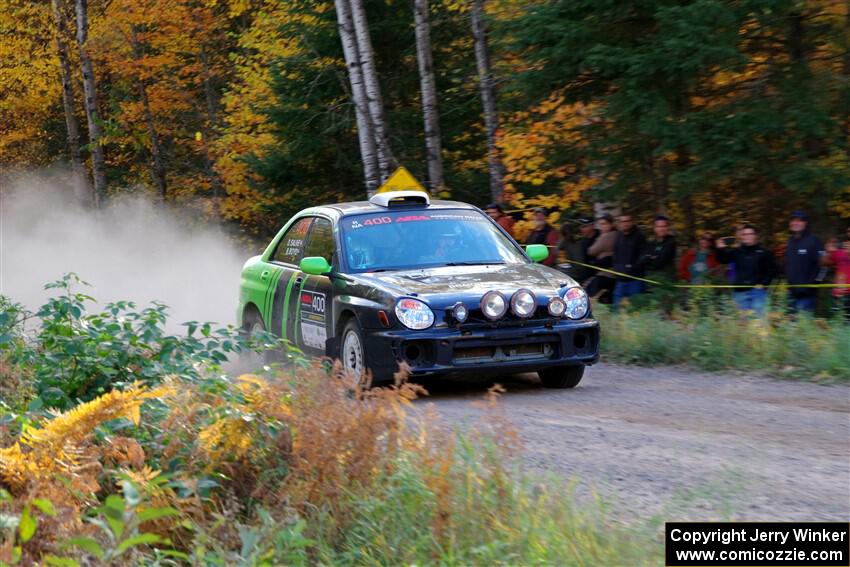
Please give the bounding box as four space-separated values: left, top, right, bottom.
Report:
538 365 584 389
341 318 367 378
240 307 273 366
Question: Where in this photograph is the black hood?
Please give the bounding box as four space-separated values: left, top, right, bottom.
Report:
355 263 576 306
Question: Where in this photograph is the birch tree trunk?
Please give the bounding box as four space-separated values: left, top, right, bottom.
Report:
130 27 167 203
74 0 106 207
334 0 381 195
51 0 88 201
349 0 396 180
470 0 505 203
414 0 444 192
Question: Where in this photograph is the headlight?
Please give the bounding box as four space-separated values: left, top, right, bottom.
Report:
452 302 469 323
548 296 567 317
395 298 435 329
480 290 508 320
563 287 589 319
510 289 536 318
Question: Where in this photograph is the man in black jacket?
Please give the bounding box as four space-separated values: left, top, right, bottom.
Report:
784 211 825 314
575 218 599 282
715 224 776 316
640 215 677 280
612 213 647 307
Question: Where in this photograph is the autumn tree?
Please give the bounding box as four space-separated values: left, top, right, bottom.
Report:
51 0 87 197
501 0 849 236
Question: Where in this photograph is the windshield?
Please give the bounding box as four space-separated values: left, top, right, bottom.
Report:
340 209 528 272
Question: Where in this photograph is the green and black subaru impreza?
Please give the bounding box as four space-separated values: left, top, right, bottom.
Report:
237 191 599 387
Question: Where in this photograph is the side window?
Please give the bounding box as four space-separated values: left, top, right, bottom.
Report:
303 218 335 264
272 217 313 265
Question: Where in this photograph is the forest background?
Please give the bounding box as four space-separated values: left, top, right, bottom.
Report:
3 0 849 245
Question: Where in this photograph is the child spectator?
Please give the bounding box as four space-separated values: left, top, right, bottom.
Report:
678 232 721 284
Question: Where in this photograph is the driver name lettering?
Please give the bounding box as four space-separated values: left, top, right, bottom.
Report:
430 214 481 221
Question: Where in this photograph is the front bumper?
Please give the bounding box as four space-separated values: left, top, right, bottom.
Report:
363 318 600 379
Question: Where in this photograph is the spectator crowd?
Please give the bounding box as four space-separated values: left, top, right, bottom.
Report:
485 204 850 319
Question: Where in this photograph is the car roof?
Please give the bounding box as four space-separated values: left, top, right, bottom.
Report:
302 199 481 220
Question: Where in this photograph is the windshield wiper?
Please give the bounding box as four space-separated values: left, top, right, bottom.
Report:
444 261 505 266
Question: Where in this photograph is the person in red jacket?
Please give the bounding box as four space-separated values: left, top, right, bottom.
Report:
526 208 559 266
678 232 721 284
486 203 515 237
824 235 850 319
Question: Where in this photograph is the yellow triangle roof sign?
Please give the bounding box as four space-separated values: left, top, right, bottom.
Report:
377 166 427 194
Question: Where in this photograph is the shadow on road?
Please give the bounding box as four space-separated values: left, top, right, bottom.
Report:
410 372 542 400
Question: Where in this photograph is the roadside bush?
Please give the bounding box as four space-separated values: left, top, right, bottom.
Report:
0 274 274 410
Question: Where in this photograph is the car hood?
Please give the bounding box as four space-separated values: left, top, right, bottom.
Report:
357 263 576 301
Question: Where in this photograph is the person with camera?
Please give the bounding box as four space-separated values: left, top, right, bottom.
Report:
715 224 776 316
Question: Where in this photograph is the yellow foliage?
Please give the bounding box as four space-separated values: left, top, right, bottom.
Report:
0 384 171 495
497 93 600 238
0 0 61 168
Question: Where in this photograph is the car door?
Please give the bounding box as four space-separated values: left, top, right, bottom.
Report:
267 216 314 339
294 216 336 356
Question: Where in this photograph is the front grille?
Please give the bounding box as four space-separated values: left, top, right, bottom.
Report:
453 342 555 365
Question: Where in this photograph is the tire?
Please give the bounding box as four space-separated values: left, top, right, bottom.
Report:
538 365 584 389
241 307 265 338
240 307 274 365
340 318 367 378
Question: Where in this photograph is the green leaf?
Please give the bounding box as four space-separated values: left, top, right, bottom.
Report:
156 549 190 560
104 515 125 540
137 506 181 524
43 555 80 566
103 494 125 515
115 533 163 555
19 505 36 543
32 498 56 517
63 537 105 560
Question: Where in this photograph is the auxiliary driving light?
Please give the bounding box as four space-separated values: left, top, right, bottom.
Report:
510 289 536 318
547 296 567 317
480 290 508 320
452 302 469 323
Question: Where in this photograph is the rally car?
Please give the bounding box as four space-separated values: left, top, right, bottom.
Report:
237 190 599 388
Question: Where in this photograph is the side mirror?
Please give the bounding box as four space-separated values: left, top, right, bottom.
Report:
299 256 332 275
526 244 549 263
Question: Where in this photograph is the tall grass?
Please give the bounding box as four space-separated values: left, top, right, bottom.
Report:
595 298 850 381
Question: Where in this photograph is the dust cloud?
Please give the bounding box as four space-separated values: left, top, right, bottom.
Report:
0 171 259 331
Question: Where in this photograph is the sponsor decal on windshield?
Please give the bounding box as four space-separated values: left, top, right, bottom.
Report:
345 211 485 229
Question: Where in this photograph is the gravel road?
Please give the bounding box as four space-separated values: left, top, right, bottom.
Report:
415 363 850 522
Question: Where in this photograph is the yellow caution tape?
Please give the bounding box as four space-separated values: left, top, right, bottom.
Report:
556 257 850 290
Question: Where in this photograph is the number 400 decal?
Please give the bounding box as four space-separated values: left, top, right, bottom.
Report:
301 291 325 314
